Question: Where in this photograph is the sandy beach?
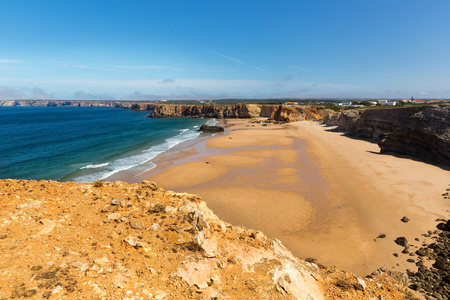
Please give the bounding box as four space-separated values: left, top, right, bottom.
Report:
140 119 450 276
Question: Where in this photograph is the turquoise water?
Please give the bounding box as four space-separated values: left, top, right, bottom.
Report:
0 106 210 182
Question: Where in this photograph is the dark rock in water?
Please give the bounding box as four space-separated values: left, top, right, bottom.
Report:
198 124 224 133
395 237 408 247
401 216 410 223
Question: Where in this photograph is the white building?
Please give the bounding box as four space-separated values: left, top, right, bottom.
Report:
378 100 397 106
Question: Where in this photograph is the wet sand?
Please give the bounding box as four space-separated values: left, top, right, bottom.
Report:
141 119 450 276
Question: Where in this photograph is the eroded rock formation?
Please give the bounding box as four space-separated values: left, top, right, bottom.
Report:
0 179 414 299
326 105 450 166
198 124 225 133
0 100 336 123
149 104 325 123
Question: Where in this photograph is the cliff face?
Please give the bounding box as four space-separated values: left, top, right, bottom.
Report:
0 179 413 299
149 104 265 119
327 105 450 166
149 104 324 122
0 100 332 123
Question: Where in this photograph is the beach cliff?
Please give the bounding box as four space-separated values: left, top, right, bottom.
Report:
0 100 333 123
326 105 450 166
0 179 414 299
148 103 328 123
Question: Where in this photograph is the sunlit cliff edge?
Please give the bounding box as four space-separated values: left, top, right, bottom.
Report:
0 179 414 299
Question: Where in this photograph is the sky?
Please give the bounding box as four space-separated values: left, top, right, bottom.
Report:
1 0 450 100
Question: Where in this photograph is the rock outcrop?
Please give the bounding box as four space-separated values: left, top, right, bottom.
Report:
149 104 266 119
149 104 324 123
0 100 333 123
0 179 414 299
326 105 450 166
198 124 225 133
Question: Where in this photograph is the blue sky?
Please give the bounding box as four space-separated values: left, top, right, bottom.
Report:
1 0 450 100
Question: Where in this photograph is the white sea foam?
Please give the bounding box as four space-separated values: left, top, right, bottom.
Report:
73 126 202 183
81 162 110 169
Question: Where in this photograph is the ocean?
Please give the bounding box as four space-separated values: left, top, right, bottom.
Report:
0 106 212 182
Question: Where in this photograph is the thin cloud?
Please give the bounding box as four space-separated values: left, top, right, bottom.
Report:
0 59 24 64
115 65 181 71
213 53 268 73
292 65 311 72
213 52 246 65
252 66 268 73
72 65 115 71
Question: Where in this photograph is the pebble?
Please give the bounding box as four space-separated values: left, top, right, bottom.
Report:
394 237 408 247
37 219 55 235
129 219 144 230
123 236 144 248
148 202 165 214
107 213 121 221
111 198 126 207
51 285 64 294
154 290 167 299
150 223 160 231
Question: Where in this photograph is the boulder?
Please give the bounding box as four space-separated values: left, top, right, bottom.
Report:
198 124 224 133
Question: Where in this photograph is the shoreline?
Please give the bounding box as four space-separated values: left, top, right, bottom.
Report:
102 118 225 183
141 118 450 276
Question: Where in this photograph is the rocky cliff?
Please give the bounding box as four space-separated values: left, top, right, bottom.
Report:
0 179 414 299
0 100 335 123
149 104 325 122
326 105 450 166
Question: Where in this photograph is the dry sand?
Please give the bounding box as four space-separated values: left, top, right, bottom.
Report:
143 119 450 276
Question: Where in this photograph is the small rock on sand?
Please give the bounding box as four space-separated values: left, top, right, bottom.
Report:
394 237 408 247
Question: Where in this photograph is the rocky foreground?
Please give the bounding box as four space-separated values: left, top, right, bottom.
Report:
0 179 415 299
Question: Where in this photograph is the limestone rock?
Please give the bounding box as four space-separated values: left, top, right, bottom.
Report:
123 236 144 248
129 219 144 230
37 219 55 235
198 124 224 133
0 179 417 300
330 105 450 166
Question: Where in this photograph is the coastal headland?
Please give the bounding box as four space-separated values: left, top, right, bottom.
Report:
0 179 416 299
